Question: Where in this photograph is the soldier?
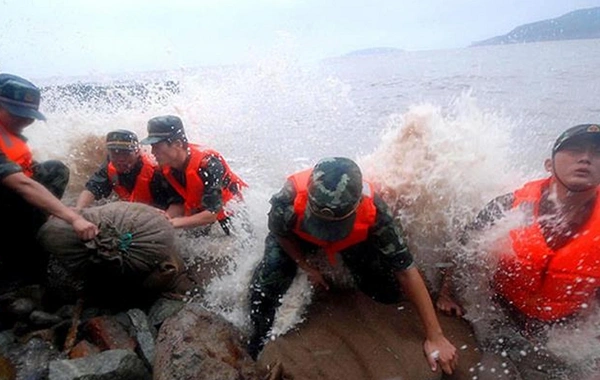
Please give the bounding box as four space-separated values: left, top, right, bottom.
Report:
248 157 458 375
75 129 182 211
436 124 600 379
140 115 247 235
0 73 97 282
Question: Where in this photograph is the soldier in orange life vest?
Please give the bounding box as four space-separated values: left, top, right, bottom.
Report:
75 129 182 211
248 157 458 375
436 124 600 379
140 115 247 235
0 73 98 283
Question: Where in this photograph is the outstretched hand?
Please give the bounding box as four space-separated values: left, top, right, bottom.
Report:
72 216 98 241
424 335 458 375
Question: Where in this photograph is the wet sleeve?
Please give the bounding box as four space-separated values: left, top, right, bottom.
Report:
369 195 414 271
459 192 514 245
84 160 114 200
0 149 23 181
149 171 184 210
267 180 297 237
198 155 225 213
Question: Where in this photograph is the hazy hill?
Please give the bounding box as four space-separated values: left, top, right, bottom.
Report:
472 7 600 46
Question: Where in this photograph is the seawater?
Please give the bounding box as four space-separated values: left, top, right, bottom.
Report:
18 38 600 373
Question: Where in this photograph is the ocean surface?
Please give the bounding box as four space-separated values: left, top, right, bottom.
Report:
24 38 600 373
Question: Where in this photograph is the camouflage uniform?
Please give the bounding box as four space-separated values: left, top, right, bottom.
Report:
140 115 244 235
0 148 70 281
248 157 414 358
0 73 69 282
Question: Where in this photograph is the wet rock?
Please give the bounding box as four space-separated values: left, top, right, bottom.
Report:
80 307 107 322
82 316 137 352
20 328 57 346
8 337 60 380
48 349 151 380
55 305 76 320
258 291 482 380
0 331 16 356
69 340 101 359
147 298 184 327
126 309 155 367
8 298 36 319
29 311 63 328
0 355 16 380
154 303 262 380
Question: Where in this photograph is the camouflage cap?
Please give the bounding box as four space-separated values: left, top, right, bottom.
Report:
0 73 45 121
301 157 364 242
140 115 187 145
552 124 600 155
106 129 139 151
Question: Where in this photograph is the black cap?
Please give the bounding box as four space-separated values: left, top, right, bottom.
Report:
552 124 600 155
0 73 45 121
301 157 364 242
140 115 187 145
106 129 139 151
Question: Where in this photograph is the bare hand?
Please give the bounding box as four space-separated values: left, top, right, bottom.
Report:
436 292 464 317
154 208 171 220
305 267 330 290
72 216 98 241
424 336 458 375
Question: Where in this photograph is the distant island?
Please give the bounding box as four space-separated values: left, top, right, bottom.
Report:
343 47 404 56
471 7 600 46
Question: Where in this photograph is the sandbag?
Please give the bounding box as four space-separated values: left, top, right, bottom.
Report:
37 202 190 303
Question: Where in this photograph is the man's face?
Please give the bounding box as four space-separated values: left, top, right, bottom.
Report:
552 136 600 191
151 140 180 167
108 149 139 173
0 108 35 134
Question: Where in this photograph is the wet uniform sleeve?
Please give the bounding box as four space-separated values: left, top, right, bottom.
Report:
0 149 23 181
84 160 114 200
267 180 297 237
368 195 414 272
149 171 184 210
458 192 514 245
197 155 225 213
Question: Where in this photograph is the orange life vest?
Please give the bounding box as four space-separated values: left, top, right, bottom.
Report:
0 123 34 177
290 169 378 265
162 144 247 220
107 153 156 205
494 178 600 321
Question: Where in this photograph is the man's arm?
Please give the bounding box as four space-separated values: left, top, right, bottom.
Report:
276 234 329 290
170 209 218 229
169 155 224 229
436 192 514 315
396 267 458 375
74 189 96 211
75 161 112 211
3 172 98 240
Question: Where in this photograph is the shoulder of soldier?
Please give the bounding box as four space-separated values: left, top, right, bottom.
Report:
270 179 296 205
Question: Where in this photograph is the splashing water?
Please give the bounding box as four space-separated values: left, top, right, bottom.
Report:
17 45 600 376
359 94 528 286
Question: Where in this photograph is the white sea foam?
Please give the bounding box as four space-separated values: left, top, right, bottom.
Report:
17 40 600 375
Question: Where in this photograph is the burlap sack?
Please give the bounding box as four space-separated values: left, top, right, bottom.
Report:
38 202 191 303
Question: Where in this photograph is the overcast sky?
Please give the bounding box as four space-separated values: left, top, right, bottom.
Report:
1 0 599 79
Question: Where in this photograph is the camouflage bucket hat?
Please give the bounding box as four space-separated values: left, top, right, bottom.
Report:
302 157 364 242
140 115 186 145
106 129 139 151
552 124 600 155
0 73 45 121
